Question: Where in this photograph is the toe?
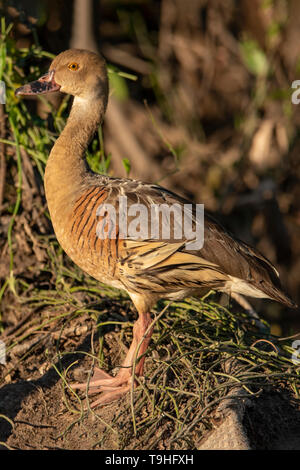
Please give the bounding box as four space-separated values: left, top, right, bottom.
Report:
89 384 131 408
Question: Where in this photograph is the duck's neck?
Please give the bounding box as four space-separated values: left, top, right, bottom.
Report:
44 95 106 218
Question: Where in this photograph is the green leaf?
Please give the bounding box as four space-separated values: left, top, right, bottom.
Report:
122 158 131 176
108 71 129 101
240 39 269 77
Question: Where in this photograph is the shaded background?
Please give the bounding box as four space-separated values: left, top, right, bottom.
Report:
1 0 300 335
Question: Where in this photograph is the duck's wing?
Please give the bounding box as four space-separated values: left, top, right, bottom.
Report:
75 177 296 307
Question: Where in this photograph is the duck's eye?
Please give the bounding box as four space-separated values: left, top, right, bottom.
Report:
68 62 79 71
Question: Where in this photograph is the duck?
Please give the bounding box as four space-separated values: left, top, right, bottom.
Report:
15 49 296 407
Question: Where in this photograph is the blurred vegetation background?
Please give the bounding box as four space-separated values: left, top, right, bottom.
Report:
0 0 299 337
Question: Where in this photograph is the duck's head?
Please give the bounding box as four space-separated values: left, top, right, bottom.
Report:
15 49 108 102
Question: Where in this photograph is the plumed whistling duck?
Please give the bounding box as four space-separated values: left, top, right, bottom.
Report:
15 49 296 407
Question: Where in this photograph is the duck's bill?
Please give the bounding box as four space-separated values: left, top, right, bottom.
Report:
15 70 60 96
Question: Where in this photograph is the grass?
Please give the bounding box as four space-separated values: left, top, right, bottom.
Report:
2 274 300 448
0 23 300 449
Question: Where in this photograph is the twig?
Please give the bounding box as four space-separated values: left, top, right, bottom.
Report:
251 339 279 354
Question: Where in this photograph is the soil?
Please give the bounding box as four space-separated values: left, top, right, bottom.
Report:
0 312 150 450
1 312 300 450
244 391 300 450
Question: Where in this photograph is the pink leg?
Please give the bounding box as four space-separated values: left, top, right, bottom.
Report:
72 312 153 407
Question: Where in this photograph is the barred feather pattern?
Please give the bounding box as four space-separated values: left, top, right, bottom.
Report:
53 175 296 311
